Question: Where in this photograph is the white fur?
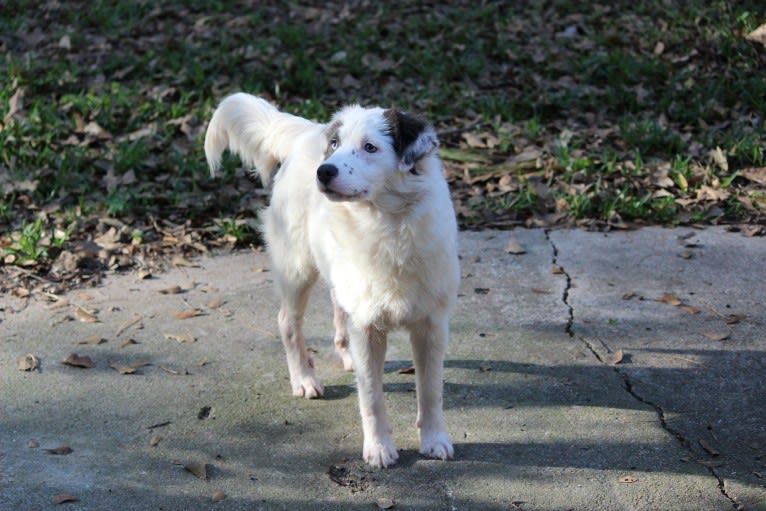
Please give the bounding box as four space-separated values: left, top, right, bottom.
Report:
205 93 459 467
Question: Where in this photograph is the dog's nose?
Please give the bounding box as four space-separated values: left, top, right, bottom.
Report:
317 163 339 185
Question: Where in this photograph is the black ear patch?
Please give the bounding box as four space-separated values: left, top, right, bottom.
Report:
384 109 438 173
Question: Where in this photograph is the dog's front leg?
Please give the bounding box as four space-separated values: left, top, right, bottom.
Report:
278 294 323 399
350 324 398 467
330 289 354 372
410 315 454 460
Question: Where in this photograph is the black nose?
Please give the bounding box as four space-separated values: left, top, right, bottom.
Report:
317 163 339 185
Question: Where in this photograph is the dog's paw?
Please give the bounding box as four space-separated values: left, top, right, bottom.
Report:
291 375 323 399
338 350 354 372
419 431 454 460
363 438 399 468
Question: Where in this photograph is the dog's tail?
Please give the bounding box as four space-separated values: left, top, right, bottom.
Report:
204 93 315 186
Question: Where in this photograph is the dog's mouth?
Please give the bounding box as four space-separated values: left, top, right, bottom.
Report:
319 183 367 201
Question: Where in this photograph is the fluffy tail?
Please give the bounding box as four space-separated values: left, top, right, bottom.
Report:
204 93 315 185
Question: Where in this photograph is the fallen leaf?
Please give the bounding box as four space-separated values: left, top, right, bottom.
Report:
618 475 638 483
45 446 73 455
17 353 39 371
531 288 552 295
62 353 94 369
109 362 137 374
149 435 161 447
185 462 208 480
173 256 200 268
52 494 79 505
725 313 746 325
159 285 184 295
212 491 226 502
173 309 203 320
678 305 700 315
551 266 564 275
207 297 226 309
656 292 682 306
607 349 624 365
77 335 106 345
376 497 395 509
702 332 730 341
699 439 720 456
163 333 196 343
115 314 143 337
74 306 99 323
505 236 526 255
398 366 415 374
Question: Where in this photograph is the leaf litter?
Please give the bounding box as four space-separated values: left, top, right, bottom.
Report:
61 353 94 369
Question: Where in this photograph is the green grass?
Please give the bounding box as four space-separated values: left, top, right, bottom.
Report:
0 0 765 276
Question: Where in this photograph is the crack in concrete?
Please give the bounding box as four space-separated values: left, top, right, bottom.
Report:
545 230 741 510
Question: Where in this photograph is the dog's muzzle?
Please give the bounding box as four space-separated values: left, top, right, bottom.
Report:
317 163 338 185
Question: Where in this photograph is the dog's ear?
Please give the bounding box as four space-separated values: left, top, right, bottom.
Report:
384 109 439 173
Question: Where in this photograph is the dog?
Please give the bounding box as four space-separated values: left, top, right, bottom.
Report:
204 93 459 467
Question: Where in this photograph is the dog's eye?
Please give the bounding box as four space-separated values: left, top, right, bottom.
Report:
364 143 377 153
329 139 338 150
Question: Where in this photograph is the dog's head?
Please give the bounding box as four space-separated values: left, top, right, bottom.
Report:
317 106 438 203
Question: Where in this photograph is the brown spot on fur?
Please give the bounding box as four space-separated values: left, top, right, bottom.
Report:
324 120 343 160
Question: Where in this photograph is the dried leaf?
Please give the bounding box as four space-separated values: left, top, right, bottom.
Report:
159 285 184 295
678 305 700 315
505 236 526 255
17 353 39 371
45 446 73 455
551 266 564 275
607 349 624 365
149 435 161 447
163 333 196 343
109 362 137 374
725 313 746 325
74 306 99 323
656 292 682 306
185 462 208 480
77 335 106 345
52 494 79 505
699 439 720 456
618 475 638 484
62 353 94 369
376 497 395 509
173 256 200 268
115 314 143 337
211 491 226 503
207 297 226 309
398 366 415 374
173 309 203 320
702 332 730 342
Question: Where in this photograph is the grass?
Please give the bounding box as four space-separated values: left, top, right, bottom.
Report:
0 0 764 285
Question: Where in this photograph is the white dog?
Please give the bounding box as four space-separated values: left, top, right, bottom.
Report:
204 93 459 467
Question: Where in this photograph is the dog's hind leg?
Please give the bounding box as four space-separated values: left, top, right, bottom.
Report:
276 271 323 399
409 315 454 460
330 289 354 372
350 325 398 467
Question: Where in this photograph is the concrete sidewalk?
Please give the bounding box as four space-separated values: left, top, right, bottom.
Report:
1 228 764 510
